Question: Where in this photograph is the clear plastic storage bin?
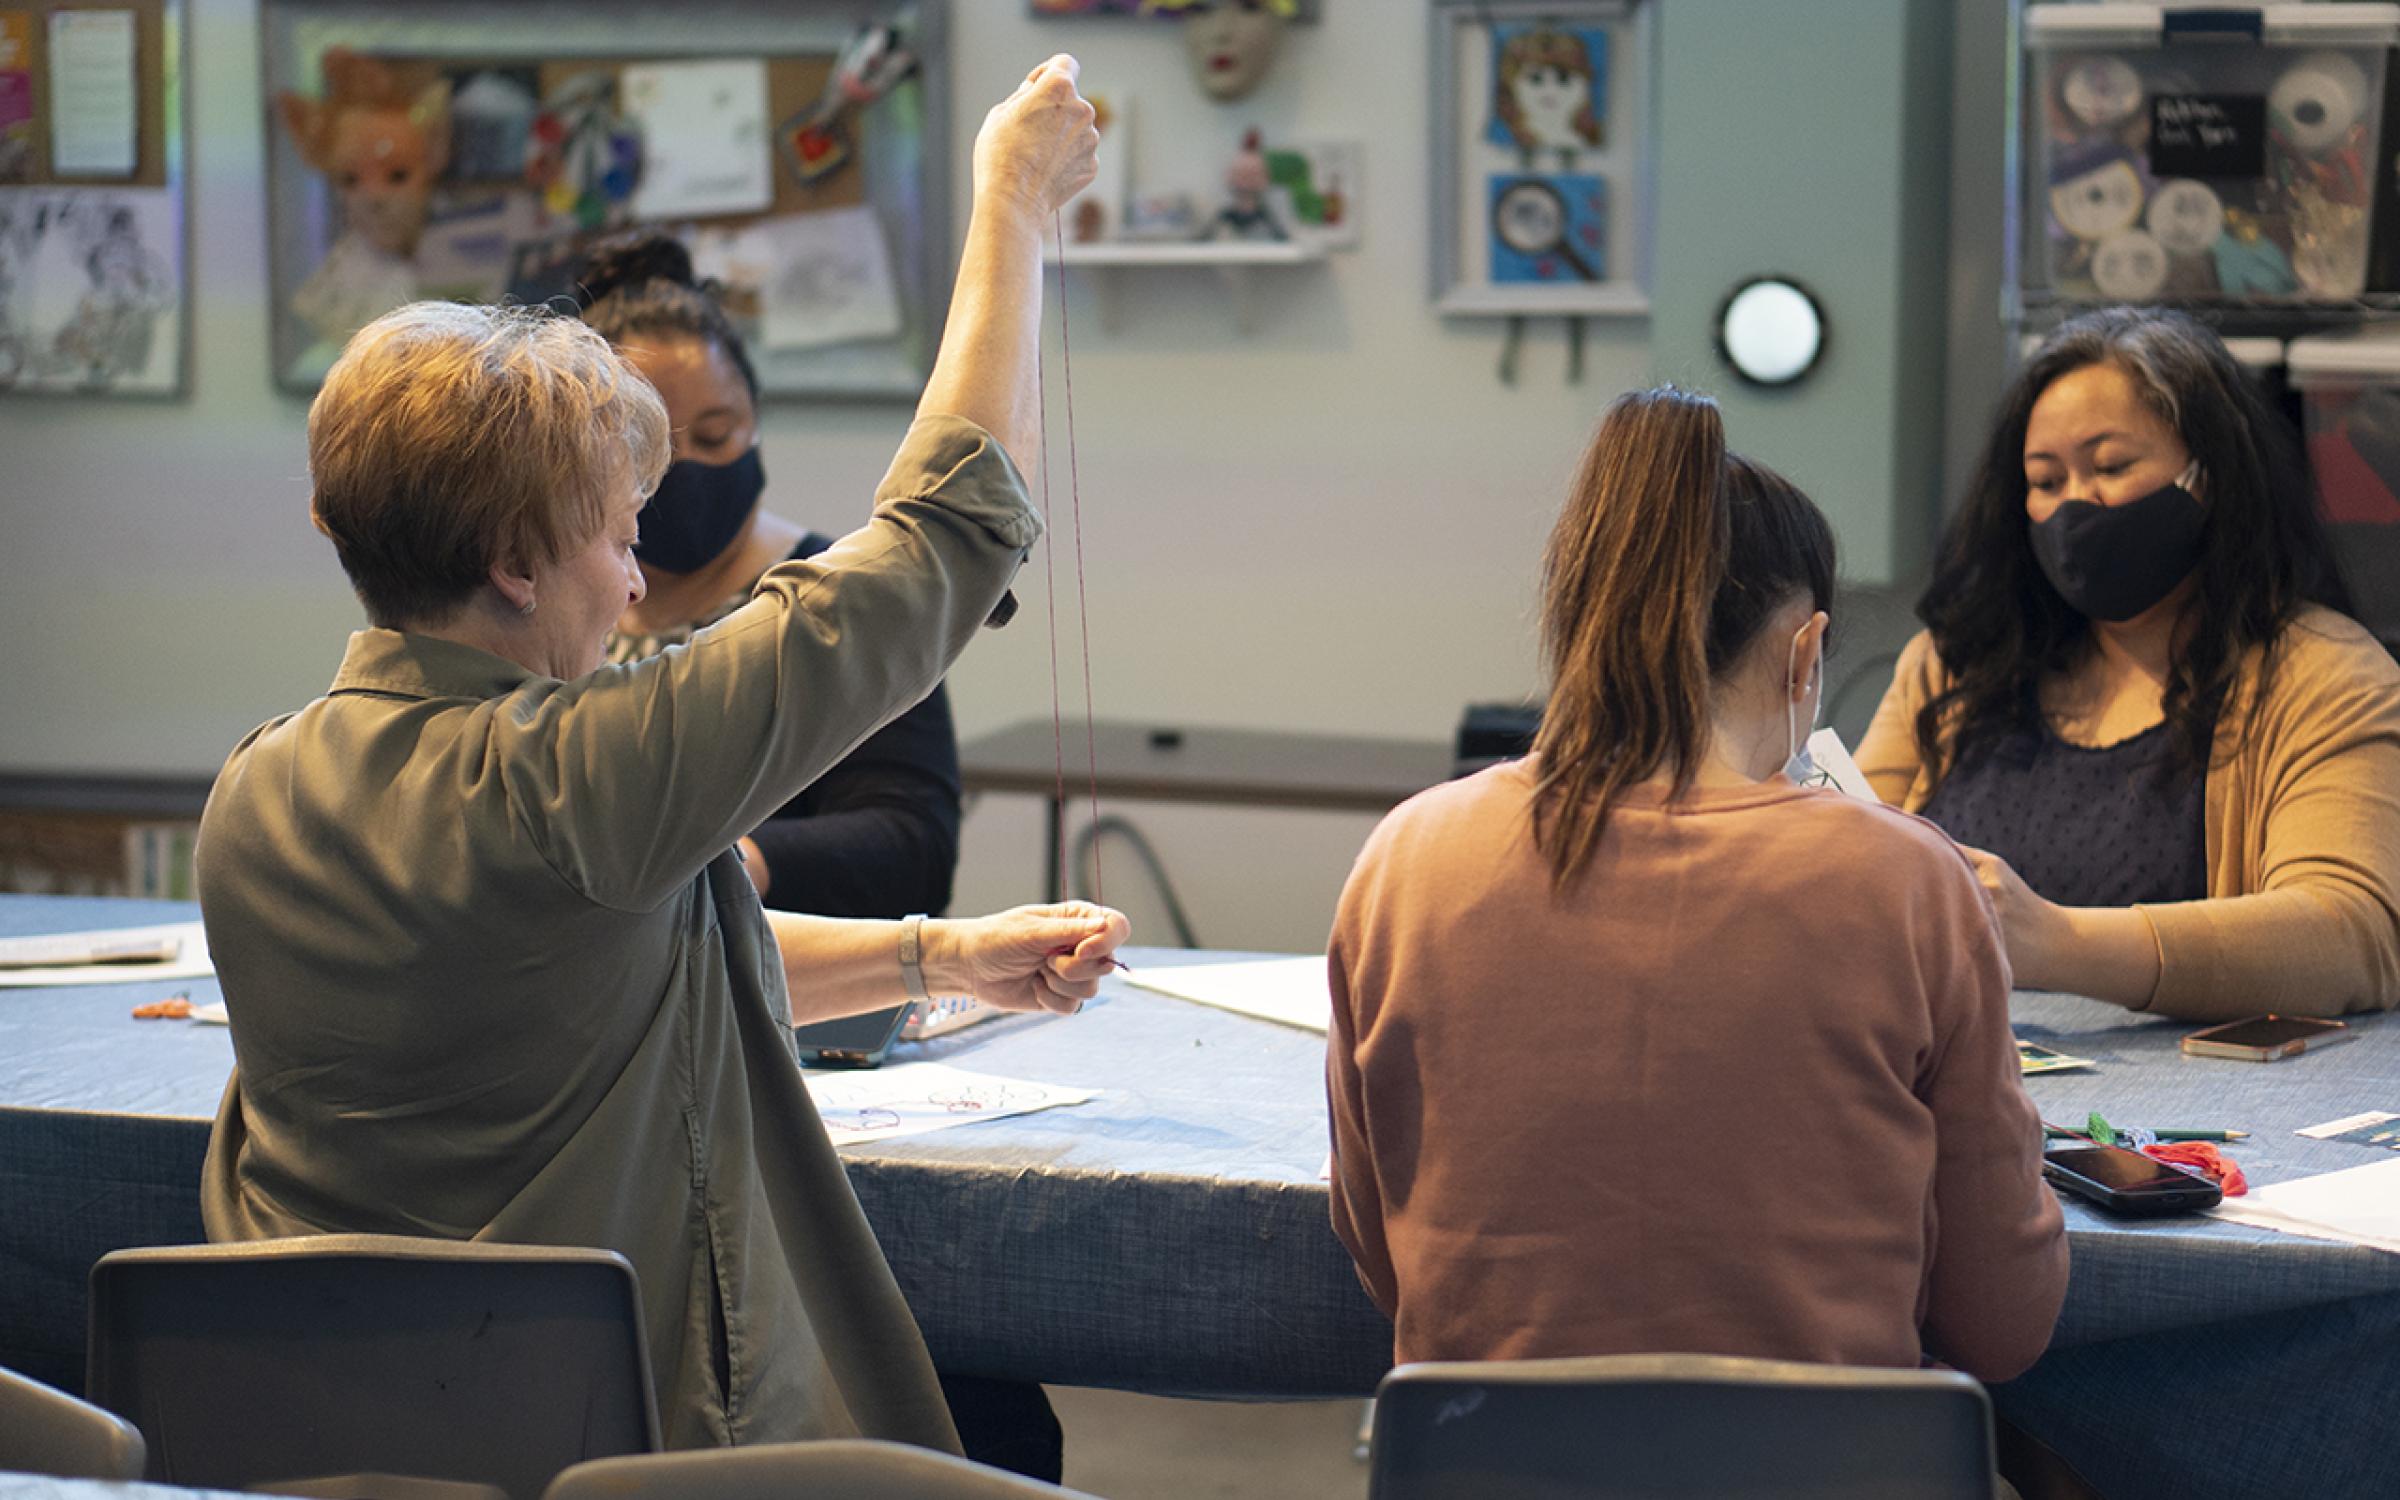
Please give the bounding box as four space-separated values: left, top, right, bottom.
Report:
2286 328 2400 638
2025 4 2400 302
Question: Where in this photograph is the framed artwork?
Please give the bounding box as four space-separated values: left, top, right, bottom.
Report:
259 0 949 400
1429 0 1650 317
0 0 188 397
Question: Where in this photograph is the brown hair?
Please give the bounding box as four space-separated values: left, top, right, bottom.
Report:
307 301 671 628
1530 388 1836 888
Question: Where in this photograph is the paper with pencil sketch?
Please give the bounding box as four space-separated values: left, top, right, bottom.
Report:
1797 728 1879 802
803 1062 1095 1147
2211 1155 2400 1253
0 921 214 986
1125 956 1330 1034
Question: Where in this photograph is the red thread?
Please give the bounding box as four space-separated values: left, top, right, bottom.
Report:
1035 274 1067 896
2141 1141 2248 1197
1055 211 1103 906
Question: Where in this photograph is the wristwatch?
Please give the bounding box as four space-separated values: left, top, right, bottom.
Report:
898 914 931 1003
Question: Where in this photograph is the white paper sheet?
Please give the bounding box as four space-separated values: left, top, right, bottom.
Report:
1126 956 1330 1034
0 921 213 986
2211 1155 2400 1254
803 1061 1095 1147
1800 727 1879 802
621 59 771 221
757 207 903 352
48 10 137 176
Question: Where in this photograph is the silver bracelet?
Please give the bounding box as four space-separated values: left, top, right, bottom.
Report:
898 913 931 1003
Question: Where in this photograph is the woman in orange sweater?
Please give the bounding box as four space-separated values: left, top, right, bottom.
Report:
1327 388 2065 1381
1857 307 2400 1020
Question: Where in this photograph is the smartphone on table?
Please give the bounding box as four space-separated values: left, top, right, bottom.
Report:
2042 1143 2224 1216
2180 1015 2350 1062
793 1003 912 1068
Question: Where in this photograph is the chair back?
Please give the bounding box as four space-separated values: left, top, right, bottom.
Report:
1370 1354 1994 1500
543 1440 1100 1500
86 1235 660 1500
0 1361 146 1479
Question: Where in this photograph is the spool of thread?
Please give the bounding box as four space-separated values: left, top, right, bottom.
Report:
2061 55 2144 131
2091 229 2171 300
2270 52 2369 157
2051 153 2146 241
2147 179 2225 256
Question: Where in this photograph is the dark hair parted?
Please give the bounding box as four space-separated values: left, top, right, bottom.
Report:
1530 387 1837 889
570 230 759 398
1914 305 2353 783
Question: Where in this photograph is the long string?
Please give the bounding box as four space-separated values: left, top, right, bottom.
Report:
1047 211 1102 906
1035 256 1067 899
1055 213 1102 907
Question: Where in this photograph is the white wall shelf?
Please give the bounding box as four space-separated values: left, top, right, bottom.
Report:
1048 239 1332 332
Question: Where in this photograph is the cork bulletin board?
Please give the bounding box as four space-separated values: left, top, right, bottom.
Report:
261 0 950 400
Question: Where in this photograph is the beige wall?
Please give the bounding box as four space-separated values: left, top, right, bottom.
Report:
0 2 1971 952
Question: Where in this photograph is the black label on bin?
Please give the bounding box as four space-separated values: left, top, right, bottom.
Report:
2150 93 2266 178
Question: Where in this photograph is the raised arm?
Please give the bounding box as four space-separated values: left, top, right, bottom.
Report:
916 56 1099 478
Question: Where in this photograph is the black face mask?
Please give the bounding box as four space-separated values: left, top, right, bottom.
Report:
636 446 766 574
2030 469 2206 622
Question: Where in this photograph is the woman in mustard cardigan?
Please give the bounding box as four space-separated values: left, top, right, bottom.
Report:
1858 306 2400 1020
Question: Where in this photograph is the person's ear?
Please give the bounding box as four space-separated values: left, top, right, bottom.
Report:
1792 609 1831 699
488 558 538 617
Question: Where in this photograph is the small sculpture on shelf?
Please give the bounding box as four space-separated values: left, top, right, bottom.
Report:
1209 129 1286 242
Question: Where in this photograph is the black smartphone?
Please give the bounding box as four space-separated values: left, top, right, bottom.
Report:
2042 1144 2223 1216
793 1004 912 1069
2181 1015 2351 1062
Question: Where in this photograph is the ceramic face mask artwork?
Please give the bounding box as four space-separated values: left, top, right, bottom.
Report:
1165 0 1293 103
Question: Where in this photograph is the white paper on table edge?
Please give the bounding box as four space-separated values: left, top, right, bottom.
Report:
1123 955 1331 1034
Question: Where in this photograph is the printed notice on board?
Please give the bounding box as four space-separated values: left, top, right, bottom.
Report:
50 9 139 176
620 58 771 221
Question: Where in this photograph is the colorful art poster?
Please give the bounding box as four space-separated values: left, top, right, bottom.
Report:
0 12 33 185
1488 173 1606 284
1484 23 1609 168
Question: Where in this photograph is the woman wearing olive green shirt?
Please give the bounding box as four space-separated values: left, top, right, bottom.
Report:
199 58 1123 1453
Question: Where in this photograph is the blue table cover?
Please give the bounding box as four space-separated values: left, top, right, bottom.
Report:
4 896 2397 1499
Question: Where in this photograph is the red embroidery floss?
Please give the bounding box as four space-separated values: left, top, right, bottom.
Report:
1046 210 1103 906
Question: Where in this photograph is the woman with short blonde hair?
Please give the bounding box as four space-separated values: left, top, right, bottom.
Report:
199 58 1127 1459
306 304 669 630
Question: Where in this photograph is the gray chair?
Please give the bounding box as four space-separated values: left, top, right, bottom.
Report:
86 1235 661 1500
0 1361 146 1479
542 1440 1104 1500
1369 1354 1995 1500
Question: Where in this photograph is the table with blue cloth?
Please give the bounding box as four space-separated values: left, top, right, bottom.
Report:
3 896 2397 1500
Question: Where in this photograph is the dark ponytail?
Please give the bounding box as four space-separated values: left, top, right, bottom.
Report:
570 230 760 399
1530 387 1836 889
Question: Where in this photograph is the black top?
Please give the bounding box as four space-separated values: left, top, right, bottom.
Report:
607 531 963 918
1918 718 2207 908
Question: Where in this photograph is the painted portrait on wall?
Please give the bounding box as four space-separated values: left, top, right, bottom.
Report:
1485 24 1607 170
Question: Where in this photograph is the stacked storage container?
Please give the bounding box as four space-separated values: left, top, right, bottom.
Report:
2287 329 2400 643
2025 4 2400 302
